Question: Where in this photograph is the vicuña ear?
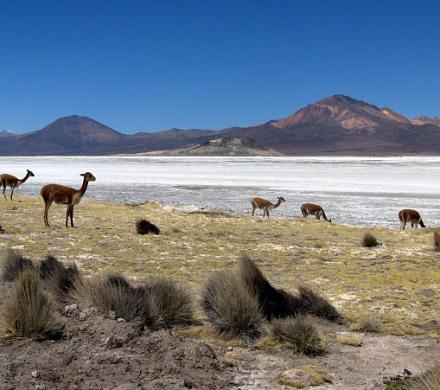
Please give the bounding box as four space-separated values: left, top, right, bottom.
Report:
80 173 85 177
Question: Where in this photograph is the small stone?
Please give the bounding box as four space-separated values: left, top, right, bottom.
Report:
108 311 116 320
116 317 126 322
31 370 39 378
35 385 46 390
226 346 233 352
64 304 78 315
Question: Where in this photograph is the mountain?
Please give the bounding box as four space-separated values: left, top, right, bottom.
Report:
140 137 282 156
219 95 440 155
412 116 440 127
1 95 440 155
0 130 17 138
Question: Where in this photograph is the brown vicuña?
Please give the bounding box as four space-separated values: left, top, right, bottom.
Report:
398 209 425 230
0 169 35 200
40 172 96 227
301 203 332 223
251 196 285 218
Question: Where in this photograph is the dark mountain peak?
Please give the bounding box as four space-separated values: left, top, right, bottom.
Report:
271 94 410 130
0 129 17 138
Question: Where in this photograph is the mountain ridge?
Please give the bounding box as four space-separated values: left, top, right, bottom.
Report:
1 95 440 155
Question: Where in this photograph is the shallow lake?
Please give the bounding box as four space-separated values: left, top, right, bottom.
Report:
1 156 439 228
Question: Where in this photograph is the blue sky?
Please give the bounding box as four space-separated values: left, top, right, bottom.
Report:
0 1 439 133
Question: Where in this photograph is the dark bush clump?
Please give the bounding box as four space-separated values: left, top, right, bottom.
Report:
40 256 79 302
362 232 379 247
271 315 327 355
238 255 301 320
202 270 262 342
136 219 160 235
433 231 440 252
107 273 131 288
3 269 63 340
297 286 344 324
0 249 34 282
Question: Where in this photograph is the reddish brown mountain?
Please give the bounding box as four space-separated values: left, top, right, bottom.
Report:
1 95 440 155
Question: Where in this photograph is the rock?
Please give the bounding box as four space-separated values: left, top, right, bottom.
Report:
31 370 39 378
278 365 332 388
108 311 116 320
116 318 126 322
64 304 78 315
35 385 46 390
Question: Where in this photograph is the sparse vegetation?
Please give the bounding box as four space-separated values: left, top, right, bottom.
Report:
270 315 327 355
201 270 262 341
355 315 383 333
2 269 63 340
362 232 379 247
404 363 440 390
336 335 362 347
0 249 34 282
297 285 344 323
136 219 160 235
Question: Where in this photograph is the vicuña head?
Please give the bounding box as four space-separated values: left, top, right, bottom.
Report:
40 172 96 227
251 196 285 218
398 209 425 230
0 169 35 200
301 203 332 223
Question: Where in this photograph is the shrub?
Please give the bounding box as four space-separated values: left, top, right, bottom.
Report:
362 232 379 247
2 269 63 340
238 255 301 319
433 232 440 252
202 269 262 342
107 273 131 288
145 277 194 329
271 315 327 355
297 286 344 323
357 315 382 333
73 274 194 329
40 256 79 302
136 219 160 235
73 277 146 322
405 362 440 390
0 249 34 282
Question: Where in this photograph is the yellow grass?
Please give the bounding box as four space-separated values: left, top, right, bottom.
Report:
0 195 439 335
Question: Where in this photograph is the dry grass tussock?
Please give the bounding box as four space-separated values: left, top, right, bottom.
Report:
0 249 34 282
405 363 440 390
40 256 79 303
297 286 344 324
201 269 262 342
72 273 193 329
270 315 327 355
2 268 63 340
356 315 383 333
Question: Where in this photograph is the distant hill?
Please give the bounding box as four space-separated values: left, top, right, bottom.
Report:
412 116 440 127
141 137 283 156
1 95 440 155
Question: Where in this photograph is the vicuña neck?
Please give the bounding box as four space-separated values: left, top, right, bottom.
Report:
78 178 89 197
19 172 30 184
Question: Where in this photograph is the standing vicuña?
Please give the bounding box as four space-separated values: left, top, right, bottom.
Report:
399 209 425 230
301 203 332 222
41 172 96 227
251 196 285 218
0 169 35 200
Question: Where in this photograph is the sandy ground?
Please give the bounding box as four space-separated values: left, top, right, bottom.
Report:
0 195 440 389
